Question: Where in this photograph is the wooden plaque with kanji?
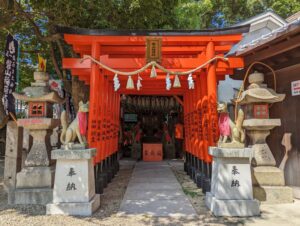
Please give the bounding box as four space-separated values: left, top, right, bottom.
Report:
146 37 162 63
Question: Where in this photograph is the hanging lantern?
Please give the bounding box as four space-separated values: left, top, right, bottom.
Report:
137 75 142 91
126 75 135 89
113 73 120 91
173 74 181 88
166 73 172 90
150 64 157 78
187 73 195 90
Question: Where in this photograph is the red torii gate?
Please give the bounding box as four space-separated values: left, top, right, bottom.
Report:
59 26 248 193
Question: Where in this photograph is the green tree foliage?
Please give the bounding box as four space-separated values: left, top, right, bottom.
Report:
174 0 214 29
174 0 300 28
0 0 181 77
0 0 300 125
211 0 300 26
1 0 300 78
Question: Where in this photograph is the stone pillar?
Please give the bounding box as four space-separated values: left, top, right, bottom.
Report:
205 147 260 217
47 148 100 216
24 129 52 167
3 122 23 204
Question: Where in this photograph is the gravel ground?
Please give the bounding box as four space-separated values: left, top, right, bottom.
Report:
0 160 138 226
0 159 242 226
168 160 246 225
1 159 300 226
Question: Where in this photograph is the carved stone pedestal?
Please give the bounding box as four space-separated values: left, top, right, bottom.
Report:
46 148 100 216
205 147 260 217
13 119 58 205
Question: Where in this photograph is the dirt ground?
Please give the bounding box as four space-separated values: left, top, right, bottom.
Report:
0 159 300 226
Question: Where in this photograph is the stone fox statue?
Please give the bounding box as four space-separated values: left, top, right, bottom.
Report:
217 102 245 147
60 101 89 145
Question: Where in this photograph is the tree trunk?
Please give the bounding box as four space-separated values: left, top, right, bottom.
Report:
0 63 9 129
72 76 90 112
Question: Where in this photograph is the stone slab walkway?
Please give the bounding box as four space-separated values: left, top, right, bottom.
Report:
119 161 197 217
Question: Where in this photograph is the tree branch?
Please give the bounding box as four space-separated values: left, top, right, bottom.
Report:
56 39 65 58
49 42 63 80
56 39 69 79
13 0 61 42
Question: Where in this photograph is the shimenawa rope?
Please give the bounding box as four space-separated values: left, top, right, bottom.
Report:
80 55 229 76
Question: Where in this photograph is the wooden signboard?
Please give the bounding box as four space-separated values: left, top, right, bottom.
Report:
146 37 162 63
143 143 163 161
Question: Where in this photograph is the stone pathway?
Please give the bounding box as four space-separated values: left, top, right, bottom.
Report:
119 161 197 217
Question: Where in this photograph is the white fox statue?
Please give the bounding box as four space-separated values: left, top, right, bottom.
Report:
60 101 89 146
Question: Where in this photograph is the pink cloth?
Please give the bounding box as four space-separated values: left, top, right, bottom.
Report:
219 113 231 136
78 112 88 136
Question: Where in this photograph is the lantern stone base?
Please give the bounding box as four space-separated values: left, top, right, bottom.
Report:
12 166 54 205
251 166 293 203
13 188 53 205
252 166 285 186
205 147 260 217
46 148 100 216
16 166 54 188
253 185 293 204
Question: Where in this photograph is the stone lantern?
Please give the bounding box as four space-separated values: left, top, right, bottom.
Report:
12 71 64 204
237 71 293 203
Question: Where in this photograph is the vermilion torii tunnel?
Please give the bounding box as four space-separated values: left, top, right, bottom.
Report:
58 25 248 193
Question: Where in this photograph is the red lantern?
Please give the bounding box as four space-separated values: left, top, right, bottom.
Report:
253 104 269 119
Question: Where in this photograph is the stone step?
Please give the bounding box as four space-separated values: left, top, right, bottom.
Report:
252 166 285 186
253 185 293 204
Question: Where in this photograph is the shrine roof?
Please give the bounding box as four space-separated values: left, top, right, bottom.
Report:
236 18 300 56
56 25 249 36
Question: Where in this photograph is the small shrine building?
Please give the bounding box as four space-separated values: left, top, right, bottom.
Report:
58 26 248 173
